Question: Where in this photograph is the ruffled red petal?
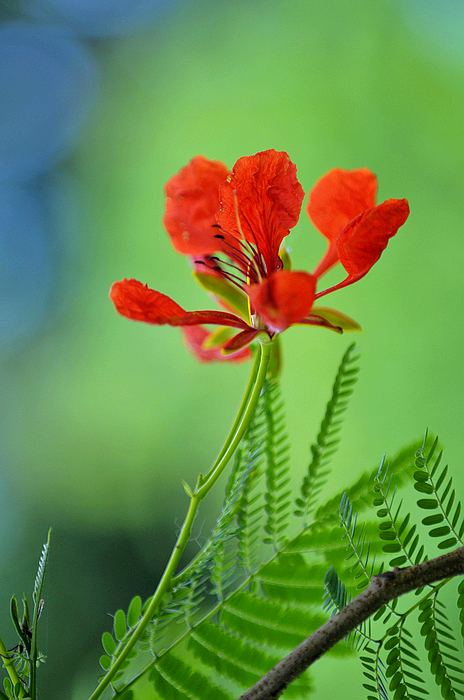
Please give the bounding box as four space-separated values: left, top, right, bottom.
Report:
308 167 378 241
316 198 410 297
163 156 231 256
110 278 185 323
308 168 378 278
247 270 316 333
217 150 304 274
110 278 250 329
338 198 410 278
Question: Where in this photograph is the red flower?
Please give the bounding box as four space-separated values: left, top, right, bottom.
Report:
110 150 409 361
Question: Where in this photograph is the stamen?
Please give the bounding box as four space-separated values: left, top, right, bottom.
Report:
212 232 261 282
209 205 266 286
236 208 267 277
233 190 246 241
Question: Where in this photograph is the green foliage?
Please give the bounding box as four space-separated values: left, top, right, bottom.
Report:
98 345 362 698
97 345 464 700
324 436 464 700
295 343 360 522
414 435 464 550
323 565 370 651
0 531 50 700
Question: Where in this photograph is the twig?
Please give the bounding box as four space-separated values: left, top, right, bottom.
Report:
238 546 464 700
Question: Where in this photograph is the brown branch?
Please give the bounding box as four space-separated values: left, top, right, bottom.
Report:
238 546 464 700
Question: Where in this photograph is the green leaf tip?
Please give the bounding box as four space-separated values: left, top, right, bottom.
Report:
181 480 194 497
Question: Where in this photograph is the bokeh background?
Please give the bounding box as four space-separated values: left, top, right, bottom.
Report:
1 0 464 697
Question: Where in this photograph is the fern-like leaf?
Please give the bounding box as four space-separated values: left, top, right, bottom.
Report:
97 343 464 700
418 594 464 698
33 528 51 607
373 457 426 569
261 378 291 550
384 620 429 700
414 434 464 550
322 566 371 651
360 645 389 700
339 492 377 589
295 342 360 522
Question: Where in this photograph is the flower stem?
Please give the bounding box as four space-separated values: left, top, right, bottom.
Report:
203 345 261 476
197 340 272 498
0 636 23 698
87 339 272 700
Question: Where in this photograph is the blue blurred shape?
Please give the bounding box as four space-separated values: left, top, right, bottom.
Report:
0 23 98 183
0 181 54 354
403 0 464 64
24 0 179 37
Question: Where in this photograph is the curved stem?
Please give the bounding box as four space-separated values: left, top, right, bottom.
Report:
202 346 261 479
88 340 272 700
0 636 22 698
196 340 272 498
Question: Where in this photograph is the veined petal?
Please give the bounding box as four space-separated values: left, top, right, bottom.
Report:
222 328 263 354
308 167 378 241
217 150 304 273
298 315 344 334
308 168 378 278
182 326 251 362
247 270 316 334
309 306 361 331
163 155 231 255
110 278 185 323
315 198 410 298
110 278 250 329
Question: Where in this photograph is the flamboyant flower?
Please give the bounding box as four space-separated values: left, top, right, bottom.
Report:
110 150 409 361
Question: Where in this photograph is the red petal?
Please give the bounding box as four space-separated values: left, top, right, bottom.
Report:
217 150 304 274
308 167 378 241
222 328 262 353
316 198 410 297
182 326 252 362
110 278 185 323
308 168 378 278
163 156 231 255
110 278 249 329
247 270 316 333
298 314 344 333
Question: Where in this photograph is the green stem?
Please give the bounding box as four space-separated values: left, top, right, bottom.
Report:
0 636 23 698
203 345 261 477
88 339 272 700
196 340 272 498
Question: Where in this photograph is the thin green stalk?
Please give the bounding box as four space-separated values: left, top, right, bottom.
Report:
88 339 272 700
196 340 272 498
0 636 23 698
205 345 261 475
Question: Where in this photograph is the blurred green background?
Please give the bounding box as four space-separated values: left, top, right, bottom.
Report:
1 0 464 697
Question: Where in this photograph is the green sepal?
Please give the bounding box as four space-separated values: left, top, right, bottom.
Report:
181 480 194 498
192 271 249 320
202 326 237 349
267 337 282 379
22 596 31 633
311 306 362 332
10 597 21 640
10 596 31 653
221 330 268 355
279 247 292 270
